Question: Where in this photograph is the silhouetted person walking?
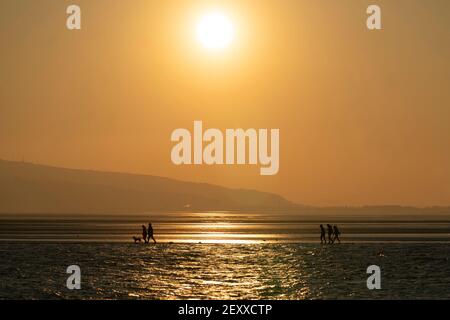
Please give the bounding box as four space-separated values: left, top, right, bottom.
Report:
142 225 148 244
333 225 341 244
320 224 326 244
327 224 333 244
147 223 156 244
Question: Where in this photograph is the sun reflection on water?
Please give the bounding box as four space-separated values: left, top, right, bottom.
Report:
130 243 314 299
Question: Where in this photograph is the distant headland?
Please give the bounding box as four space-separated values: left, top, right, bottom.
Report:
0 159 448 216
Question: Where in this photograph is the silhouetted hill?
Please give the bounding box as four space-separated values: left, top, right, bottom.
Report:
0 159 294 213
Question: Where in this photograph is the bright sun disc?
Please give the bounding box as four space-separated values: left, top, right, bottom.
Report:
196 12 234 50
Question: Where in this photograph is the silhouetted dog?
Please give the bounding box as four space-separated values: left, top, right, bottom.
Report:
133 236 142 243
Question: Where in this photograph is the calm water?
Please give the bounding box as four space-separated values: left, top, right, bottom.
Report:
0 212 449 299
1 212 450 243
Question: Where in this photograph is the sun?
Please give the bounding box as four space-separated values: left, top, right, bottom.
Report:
196 12 235 50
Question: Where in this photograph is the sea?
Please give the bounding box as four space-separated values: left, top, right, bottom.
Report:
0 212 449 299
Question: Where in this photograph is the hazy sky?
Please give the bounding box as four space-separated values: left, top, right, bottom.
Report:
1 0 449 206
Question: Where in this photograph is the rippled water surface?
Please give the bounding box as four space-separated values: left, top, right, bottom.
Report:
1 242 449 299
1 212 449 299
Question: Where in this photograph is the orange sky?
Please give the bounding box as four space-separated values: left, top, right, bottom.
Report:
1 0 449 206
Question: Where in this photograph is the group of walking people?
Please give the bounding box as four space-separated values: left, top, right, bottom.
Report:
139 223 156 244
135 222 340 245
320 224 341 244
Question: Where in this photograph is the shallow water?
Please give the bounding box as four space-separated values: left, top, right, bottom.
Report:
0 242 449 299
1 212 450 243
1 212 449 299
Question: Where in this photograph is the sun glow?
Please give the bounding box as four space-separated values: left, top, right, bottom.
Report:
196 11 235 50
